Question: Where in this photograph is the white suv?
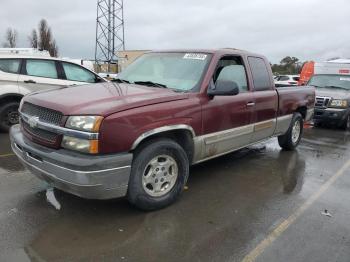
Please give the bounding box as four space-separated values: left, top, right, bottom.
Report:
0 55 105 131
274 75 300 87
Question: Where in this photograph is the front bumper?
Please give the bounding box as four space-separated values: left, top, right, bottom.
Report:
313 107 350 125
10 124 133 200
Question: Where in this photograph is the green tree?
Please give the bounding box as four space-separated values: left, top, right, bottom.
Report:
272 56 303 75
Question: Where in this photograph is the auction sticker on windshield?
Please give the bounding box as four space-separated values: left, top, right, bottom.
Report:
183 53 207 60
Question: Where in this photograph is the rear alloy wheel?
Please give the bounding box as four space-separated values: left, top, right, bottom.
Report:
0 102 20 132
278 113 303 151
127 138 189 211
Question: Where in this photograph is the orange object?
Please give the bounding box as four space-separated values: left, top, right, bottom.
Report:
92 116 104 132
298 61 315 86
89 140 99 154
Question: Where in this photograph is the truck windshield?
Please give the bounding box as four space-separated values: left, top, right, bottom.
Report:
117 52 212 91
308 74 350 90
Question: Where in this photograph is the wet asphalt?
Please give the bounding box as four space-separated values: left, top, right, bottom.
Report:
0 126 350 262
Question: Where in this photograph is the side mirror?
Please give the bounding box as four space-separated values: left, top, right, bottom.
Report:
208 79 240 96
95 77 103 83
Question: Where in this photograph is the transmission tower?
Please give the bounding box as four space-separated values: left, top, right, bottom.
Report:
95 0 125 72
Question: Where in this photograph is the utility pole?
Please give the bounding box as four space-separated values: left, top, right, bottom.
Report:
95 0 125 72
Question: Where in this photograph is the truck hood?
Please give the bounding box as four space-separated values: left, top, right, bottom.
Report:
24 82 189 116
316 87 350 100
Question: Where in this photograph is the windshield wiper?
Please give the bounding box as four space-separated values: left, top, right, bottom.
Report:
324 85 348 90
134 81 168 88
113 78 130 84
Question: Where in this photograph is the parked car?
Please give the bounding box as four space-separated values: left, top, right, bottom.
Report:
98 72 118 80
308 74 350 129
10 49 315 210
274 75 300 87
0 54 106 131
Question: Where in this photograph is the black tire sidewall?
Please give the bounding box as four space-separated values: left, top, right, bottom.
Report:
278 113 303 150
344 115 350 130
127 138 189 210
0 102 20 132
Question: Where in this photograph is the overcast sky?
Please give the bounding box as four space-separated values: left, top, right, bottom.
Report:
0 0 349 63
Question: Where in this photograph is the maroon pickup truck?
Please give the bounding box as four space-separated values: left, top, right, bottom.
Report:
10 49 315 210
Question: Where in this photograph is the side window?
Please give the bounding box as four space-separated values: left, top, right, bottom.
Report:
26 59 58 79
62 62 96 83
278 76 289 81
214 56 248 92
248 57 271 91
0 59 21 74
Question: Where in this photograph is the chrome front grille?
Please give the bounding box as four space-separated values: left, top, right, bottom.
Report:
22 102 63 125
315 96 330 108
21 102 63 145
22 121 58 143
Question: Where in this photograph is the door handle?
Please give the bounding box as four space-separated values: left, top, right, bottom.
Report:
24 80 36 84
246 102 255 107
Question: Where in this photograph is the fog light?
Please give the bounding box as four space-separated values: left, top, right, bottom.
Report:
61 136 99 154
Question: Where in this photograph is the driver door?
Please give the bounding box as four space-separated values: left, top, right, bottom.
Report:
201 56 255 159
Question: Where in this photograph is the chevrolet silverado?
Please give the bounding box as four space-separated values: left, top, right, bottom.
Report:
10 49 315 210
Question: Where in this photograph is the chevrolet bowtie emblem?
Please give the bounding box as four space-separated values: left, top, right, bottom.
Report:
28 116 40 128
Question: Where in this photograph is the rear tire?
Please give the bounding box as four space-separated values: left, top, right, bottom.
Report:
127 138 189 211
278 113 303 151
0 102 20 132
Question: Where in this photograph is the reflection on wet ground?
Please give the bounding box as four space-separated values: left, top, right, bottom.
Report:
0 127 350 261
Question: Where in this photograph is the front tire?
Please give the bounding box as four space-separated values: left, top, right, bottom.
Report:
127 138 189 211
341 115 350 131
278 113 303 151
0 102 20 132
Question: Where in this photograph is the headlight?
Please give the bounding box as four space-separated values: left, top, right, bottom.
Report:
65 116 103 132
62 136 99 154
329 99 348 108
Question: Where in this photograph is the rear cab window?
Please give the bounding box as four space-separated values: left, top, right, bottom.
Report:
248 57 272 91
0 59 21 74
25 59 58 79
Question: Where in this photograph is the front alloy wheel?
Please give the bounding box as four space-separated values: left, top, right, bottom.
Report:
142 155 179 197
127 138 189 211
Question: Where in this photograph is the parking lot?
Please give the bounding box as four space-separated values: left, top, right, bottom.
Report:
0 125 349 262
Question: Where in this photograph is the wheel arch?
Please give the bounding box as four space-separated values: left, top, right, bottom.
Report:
0 93 24 105
131 125 195 163
295 106 307 119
